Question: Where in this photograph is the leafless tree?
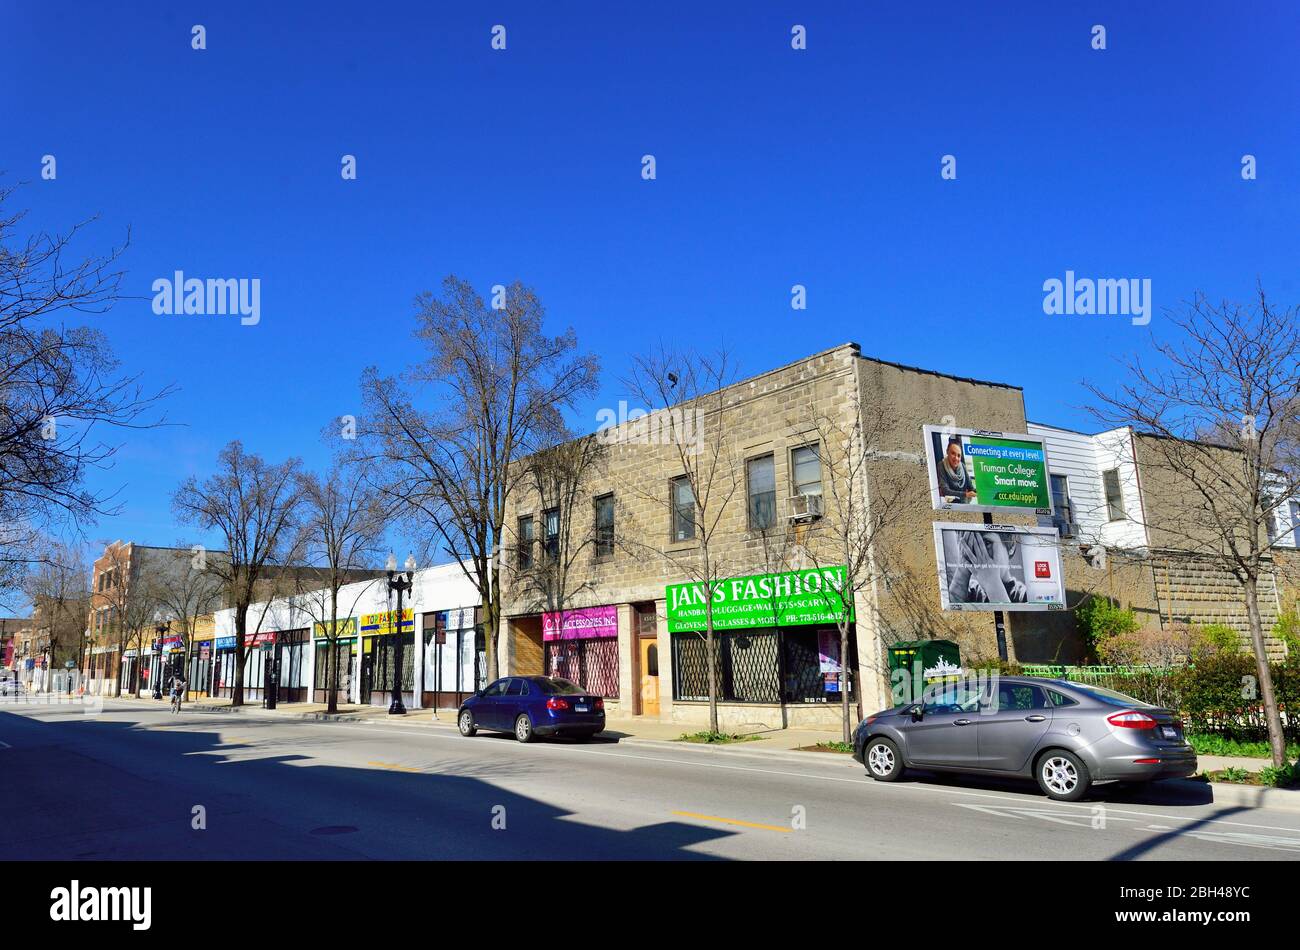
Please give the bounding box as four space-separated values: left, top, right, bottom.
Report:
296 464 386 712
151 545 224 696
172 442 304 706
357 276 599 682
789 391 911 742
620 345 743 734
0 183 172 590
1086 287 1300 767
22 539 91 674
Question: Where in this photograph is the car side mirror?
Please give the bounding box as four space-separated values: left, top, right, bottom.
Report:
474 689 483 698
911 705 925 722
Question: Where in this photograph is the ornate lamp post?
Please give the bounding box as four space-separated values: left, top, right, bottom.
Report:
152 614 169 700
385 553 416 715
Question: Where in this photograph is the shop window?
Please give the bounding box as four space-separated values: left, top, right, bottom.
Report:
594 493 615 559
747 454 776 531
516 515 535 570
545 637 619 698
792 444 822 497
671 628 856 704
671 476 695 541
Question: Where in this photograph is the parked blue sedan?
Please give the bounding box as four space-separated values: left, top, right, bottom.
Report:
458 675 605 742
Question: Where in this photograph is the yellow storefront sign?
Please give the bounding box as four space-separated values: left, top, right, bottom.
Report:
359 609 413 637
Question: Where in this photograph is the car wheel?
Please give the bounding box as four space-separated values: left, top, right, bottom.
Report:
514 714 535 743
1037 750 1091 801
457 709 477 737
864 737 904 782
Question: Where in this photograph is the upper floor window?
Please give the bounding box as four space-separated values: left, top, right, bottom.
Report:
671 476 696 542
747 454 776 531
516 516 534 570
543 508 560 560
791 444 822 496
1102 469 1126 522
594 494 615 559
1050 473 1074 538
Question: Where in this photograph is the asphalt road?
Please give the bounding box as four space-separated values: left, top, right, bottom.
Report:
3 698 1300 860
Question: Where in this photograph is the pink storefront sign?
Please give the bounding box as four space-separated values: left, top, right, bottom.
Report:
541 605 618 641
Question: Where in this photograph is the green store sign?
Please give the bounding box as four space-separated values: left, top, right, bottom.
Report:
665 567 853 633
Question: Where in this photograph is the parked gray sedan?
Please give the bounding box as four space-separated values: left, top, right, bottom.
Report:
852 676 1197 801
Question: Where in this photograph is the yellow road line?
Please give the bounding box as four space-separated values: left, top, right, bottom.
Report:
366 760 424 773
672 810 792 833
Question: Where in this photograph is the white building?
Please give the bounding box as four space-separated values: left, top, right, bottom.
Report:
210 562 482 710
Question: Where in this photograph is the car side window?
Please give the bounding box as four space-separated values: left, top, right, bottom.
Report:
506 679 527 696
1046 689 1077 708
482 679 508 697
996 685 1046 710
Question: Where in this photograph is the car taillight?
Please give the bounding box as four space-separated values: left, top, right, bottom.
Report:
546 698 571 711
595 698 604 710
1107 710 1158 729
1133 758 1161 764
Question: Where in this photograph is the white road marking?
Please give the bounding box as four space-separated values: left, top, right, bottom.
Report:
64 703 1300 837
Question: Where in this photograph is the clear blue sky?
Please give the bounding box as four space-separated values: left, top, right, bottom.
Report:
5 1 1300 560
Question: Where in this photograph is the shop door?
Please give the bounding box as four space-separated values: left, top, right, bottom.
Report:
640 638 660 716
360 641 374 704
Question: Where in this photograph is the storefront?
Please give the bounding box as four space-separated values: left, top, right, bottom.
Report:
542 605 620 699
421 607 483 708
211 631 276 700
360 609 415 707
187 639 213 699
312 619 357 705
666 567 858 723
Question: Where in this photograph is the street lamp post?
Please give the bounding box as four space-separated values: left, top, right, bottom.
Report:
385 553 416 716
153 617 169 700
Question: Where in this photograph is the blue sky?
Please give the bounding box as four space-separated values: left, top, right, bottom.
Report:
5 1 1300 566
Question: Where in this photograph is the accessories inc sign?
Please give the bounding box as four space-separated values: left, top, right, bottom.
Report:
542 605 618 641
665 567 852 633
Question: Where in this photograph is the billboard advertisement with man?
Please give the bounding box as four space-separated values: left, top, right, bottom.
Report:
932 523 1066 611
923 425 1054 515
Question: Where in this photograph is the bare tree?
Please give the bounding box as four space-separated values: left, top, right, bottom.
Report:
1086 287 1300 767
0 183 172 590
357 277 599 682
296 464 386 712
172 442 304 706
789 391 911 743
620 345 743 734
95 547 163 698
22 539 91 675
152 546 224 696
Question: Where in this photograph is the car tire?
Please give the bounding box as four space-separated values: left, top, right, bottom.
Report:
1036 750 1091 801
514 714 535 743
457 709 477 737
863 737 905 782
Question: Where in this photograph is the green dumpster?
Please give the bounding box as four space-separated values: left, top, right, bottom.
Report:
886 640 962 706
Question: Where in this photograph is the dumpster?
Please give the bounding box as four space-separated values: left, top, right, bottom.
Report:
886 639 962 706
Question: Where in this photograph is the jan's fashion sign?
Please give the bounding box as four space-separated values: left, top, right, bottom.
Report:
923 425 1053 515
932 523 1066 612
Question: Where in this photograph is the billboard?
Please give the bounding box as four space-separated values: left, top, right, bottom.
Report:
932 523 1065 612
923 425 1053 515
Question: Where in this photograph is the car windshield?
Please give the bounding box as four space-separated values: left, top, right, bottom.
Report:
534 677 585 695
1062 682 1155 708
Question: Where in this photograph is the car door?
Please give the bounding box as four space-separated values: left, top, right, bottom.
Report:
502 677 530 728
476 678 510 728
977 682 1053 771
902 686 981 766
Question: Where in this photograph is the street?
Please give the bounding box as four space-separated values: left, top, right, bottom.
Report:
3 700 1299 861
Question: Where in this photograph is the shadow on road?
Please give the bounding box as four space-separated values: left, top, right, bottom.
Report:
0 708 733 861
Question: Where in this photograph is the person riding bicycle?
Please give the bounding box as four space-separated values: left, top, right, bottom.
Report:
169 672 188 713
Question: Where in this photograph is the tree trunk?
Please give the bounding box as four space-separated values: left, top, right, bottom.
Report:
705 593 719 735
232 603 247 707
1243 576 1287 768
327 639 338 713
484 594 499 683
840 620 852 745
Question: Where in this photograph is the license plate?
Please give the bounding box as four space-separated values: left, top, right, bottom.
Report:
1161 726 1179 739
575 705 589 712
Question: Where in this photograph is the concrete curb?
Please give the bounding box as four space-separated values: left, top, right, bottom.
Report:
1201 780 1300 813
